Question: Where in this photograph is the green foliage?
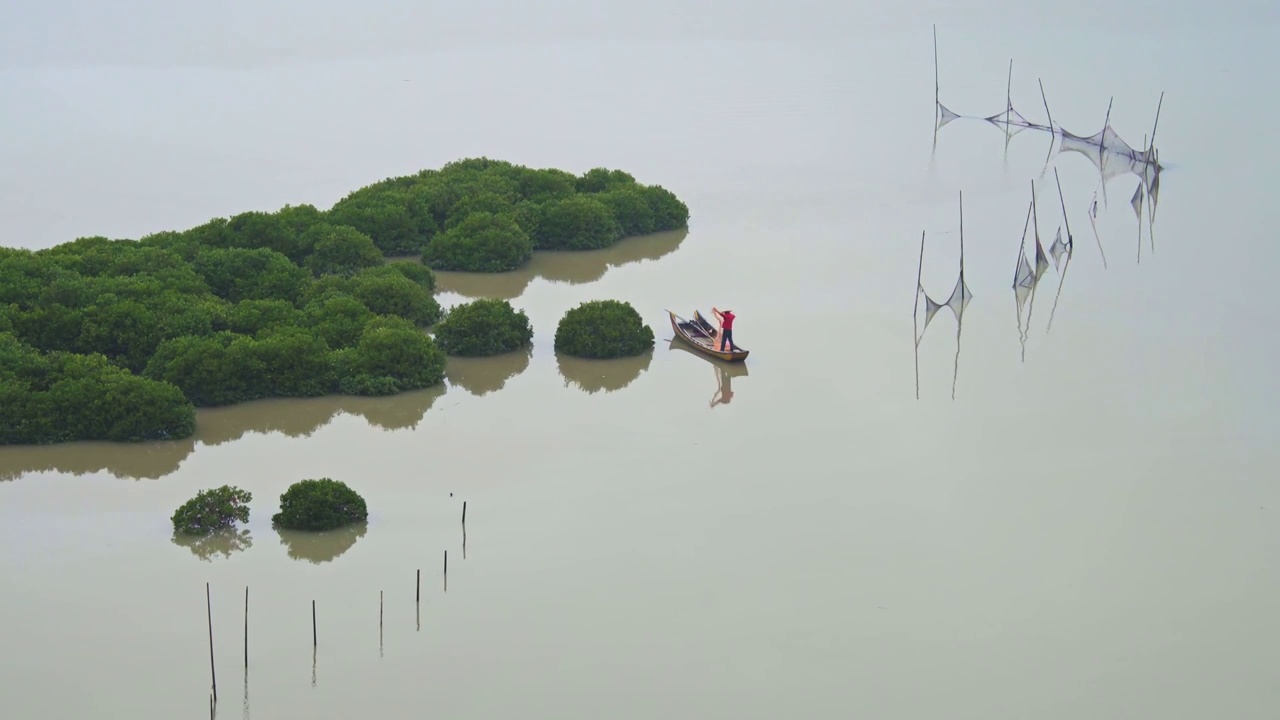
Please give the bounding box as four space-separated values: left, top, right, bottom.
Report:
192 247 309 304
275 204 328 243
172 485 253 536
76 298 163 372
332 316 447 395
640 185 691 231
434 298 533 356
143 327 334 407
347 267 442 326
0 157 686 445
327 186 437 256
302 292 374 349
597 187 656 237
323 157 686 269
302 224 384 277
554 300 655 359
576 167 637 193
369 261 437 293
444 191 516 231
224 210 312 263
534 196 622 250
272 478 368 531
424 211 534 272
225 299 303 336
1 333 196 445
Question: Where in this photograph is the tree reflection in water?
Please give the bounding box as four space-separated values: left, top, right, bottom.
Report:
276 522 368 564
171 528 254 562
556 350 654 394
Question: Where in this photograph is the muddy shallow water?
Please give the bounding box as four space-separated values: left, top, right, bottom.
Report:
2 1 1278 718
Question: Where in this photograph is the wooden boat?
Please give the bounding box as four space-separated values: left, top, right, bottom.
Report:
667 310 749 362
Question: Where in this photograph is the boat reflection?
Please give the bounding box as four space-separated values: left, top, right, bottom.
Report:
666 339 749 409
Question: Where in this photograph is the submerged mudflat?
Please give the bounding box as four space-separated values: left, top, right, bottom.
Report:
2 4 1279 719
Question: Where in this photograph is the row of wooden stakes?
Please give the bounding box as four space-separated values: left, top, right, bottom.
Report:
205 500 467 714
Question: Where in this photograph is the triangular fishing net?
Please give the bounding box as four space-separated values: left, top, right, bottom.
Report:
922 290 943 329
1014 253 1035 289
913 190 971 400
1015 282 1032 317
1060 124 1142 161
1130 184 1144 218
936 102 961 128
930 28 1166 189
946 273 973 319
985 103 1038 131
1049 226 1068 269
1034 234 1050 281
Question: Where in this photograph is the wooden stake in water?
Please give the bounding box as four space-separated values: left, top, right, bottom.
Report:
462 501 467 525
243 586 248 669
443 550 448 592
379 590 384 656
206 582 217 704
312 600 317 648
416 569 420 603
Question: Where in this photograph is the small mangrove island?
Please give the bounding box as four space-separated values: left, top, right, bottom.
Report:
433 299 534 357
555 300 655 359
0 158 689 446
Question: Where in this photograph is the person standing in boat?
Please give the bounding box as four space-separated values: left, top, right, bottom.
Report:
712 307 737 352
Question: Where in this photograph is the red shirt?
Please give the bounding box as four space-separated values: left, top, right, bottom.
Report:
721 311 735 330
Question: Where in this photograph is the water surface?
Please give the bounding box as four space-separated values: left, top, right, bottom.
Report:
2 2 1278 718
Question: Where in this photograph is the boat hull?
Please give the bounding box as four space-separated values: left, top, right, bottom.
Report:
668 310 749 362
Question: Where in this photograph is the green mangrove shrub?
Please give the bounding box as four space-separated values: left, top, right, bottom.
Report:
532 196 621 250
554 300 655 359
172 485 253 535
1 333 196 445
331 316 448 396
272 478 368 531
423 211 534 272
433 298 533 356
0 157 689 445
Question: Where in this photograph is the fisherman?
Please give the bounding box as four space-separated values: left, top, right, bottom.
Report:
711 307 736 352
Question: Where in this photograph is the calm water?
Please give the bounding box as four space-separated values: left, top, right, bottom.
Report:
2 2 1279 718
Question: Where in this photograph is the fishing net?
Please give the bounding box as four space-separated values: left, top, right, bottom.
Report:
914 193 971 399
921 271 972 329
1012 173 1085 346
932 25 1164 191
1049 226 1069 269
